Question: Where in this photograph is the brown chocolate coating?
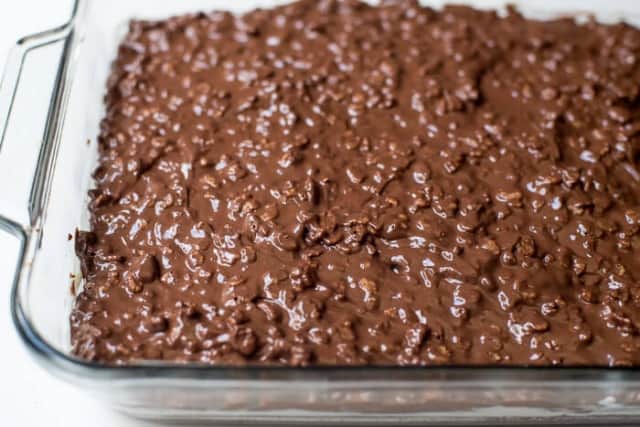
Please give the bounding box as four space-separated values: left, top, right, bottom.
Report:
72 0 640 366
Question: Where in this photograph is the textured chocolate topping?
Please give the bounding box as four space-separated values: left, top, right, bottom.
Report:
72 0 640 365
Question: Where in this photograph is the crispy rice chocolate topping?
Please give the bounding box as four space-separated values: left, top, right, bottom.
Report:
73 0 640 365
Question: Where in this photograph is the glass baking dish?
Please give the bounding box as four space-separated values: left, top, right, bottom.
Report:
2 0 640 423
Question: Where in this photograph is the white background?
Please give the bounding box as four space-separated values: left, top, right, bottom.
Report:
0 1 639 426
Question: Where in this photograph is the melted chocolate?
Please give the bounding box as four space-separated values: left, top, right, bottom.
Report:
72 0 640 365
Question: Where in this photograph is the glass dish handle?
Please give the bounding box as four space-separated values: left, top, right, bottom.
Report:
0 23 74 238
0 15 78 321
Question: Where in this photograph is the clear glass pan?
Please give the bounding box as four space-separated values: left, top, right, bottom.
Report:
2 0 640 424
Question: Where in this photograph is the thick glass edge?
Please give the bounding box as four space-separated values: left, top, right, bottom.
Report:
8 0 640 384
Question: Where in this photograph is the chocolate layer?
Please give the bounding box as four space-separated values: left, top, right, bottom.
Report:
72 0 640 365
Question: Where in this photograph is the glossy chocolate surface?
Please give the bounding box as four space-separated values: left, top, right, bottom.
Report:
72 0 640 365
